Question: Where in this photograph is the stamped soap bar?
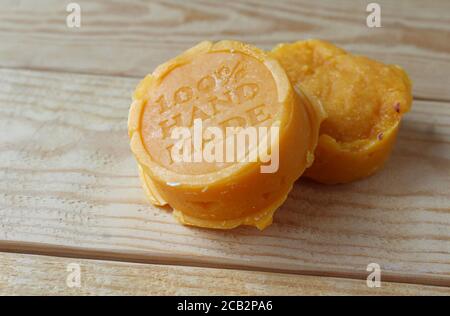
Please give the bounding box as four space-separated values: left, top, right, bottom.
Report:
128 40 324 229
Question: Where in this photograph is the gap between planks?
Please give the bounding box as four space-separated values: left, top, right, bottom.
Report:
2 251 449 295
0 241 449 289
1 63 450 104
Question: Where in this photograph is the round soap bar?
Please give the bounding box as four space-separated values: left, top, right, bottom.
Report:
128 40 325 229
270 40 412 184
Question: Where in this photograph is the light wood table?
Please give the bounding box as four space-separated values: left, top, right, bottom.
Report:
0 0 449 295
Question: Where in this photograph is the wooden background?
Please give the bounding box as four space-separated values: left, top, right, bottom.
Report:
0 0 449 295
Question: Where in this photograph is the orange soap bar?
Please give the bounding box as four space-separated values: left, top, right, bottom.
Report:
270 40 412 184
128 40 325 229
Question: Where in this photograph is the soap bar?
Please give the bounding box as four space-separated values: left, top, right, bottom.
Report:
128 40 324 229
270 40 412 184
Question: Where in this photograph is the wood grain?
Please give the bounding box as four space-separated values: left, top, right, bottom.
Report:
0 68 449 286
1 252 449 295
0 0 449 100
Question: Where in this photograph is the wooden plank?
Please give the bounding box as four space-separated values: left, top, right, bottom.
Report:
0 0 449 100
1 252 449 295
0 68 449 286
